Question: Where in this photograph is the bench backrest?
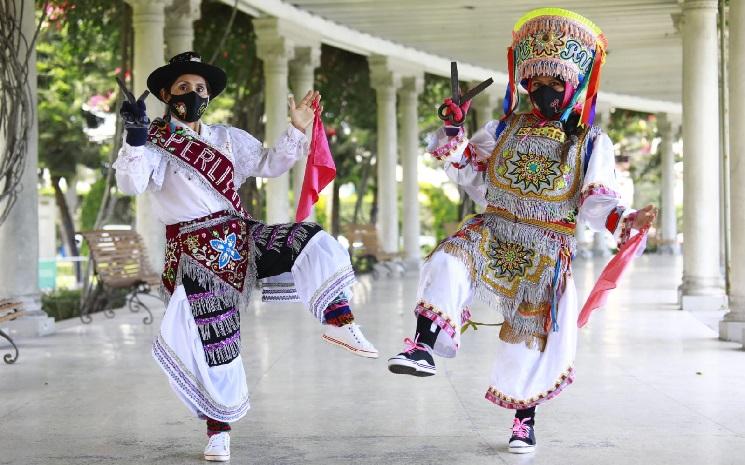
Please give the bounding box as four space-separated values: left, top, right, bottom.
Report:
343 224 382 256
82 230 159 288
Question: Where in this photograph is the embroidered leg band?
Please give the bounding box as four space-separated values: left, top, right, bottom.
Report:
323 292 354 327
206 418 232 436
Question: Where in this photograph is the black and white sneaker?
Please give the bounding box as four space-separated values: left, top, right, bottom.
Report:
508 417 536 454
387 337 436 377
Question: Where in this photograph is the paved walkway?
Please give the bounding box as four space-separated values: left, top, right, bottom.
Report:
1 255 743 465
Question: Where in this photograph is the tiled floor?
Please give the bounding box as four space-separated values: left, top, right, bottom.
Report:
1 255 743 465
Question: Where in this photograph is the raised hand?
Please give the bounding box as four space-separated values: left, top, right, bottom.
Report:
117 78 151 146
633 204 658 230
289 90 321 131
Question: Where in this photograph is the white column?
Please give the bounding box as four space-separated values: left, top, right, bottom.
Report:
164 0 201 58
592 105 613 257
127 0 167 272
289 45 320 222
471 84 500 129
0 0 54 337
254 18 294 225
369 55 401 254
399 75 423 265
721 0 745 343
658 113 680 254
680 0 726 311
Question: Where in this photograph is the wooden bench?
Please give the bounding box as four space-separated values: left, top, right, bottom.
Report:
343 224 406 279
0 300 25 364
80 230 162 325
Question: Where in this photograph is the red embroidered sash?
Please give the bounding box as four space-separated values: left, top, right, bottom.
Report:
147 119 247 217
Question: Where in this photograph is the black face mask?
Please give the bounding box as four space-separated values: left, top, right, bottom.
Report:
168 91 209 122
529 86 565 119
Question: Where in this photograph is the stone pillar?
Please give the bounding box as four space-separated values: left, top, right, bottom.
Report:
721 0 745 343
128 0 168 272
0 0 54 337
369 55 402 254
680 0 726 311
592 105 613 257
399 75 423 266
658 113 680 254
471 84 500 129
254 18 295 225
575 223 593 259
164 0 201 58
289 45 320 221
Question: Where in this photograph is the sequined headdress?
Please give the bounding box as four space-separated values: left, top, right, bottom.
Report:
502 8 608 127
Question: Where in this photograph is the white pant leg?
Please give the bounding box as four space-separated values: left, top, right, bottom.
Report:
415 250 474 358
290 231 356 322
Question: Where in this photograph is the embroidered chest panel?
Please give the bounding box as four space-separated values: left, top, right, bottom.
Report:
486 114 590 217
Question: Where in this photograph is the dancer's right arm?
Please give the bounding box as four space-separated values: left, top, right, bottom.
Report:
113 140 164 195
113 97 164 195
426 120 502 205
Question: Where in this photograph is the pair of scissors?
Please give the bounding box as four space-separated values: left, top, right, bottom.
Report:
437 62 493 131
115 76 150 128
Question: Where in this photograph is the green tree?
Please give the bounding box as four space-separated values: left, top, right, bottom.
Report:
36 0 126 270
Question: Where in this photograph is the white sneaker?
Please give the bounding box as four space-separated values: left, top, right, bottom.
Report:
204 432 230 462
322 323 379 358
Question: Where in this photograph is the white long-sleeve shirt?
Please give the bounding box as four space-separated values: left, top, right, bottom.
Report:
113 119 307 225
427 119 639 244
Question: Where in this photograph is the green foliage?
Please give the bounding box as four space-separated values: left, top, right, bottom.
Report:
419 183 459 242
605 109 661 210
193 1 263 134
36 0 123 179
80 176 105 231
316 46 376 186
42 288 81 321
42 287 127 321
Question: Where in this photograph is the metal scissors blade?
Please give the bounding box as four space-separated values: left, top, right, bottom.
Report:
115 76 149 104
450 61 460 106
462 78 494 102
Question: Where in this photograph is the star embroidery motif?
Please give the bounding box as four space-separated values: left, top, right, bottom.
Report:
210 232 242 269
531 30 566 57
486 240 535 280
505 151 562 194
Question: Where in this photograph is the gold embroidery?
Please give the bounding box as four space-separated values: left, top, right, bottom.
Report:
486 206 576 236
515 126 566 143
499 320 548 351
478 228 553 299
485 365 574 406
488 114 589 202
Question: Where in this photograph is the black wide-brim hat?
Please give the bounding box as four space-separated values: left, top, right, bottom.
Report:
147 51 227 102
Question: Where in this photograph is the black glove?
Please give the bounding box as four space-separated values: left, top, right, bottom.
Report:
120 98 150 146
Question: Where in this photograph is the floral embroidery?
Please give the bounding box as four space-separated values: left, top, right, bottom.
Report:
505 151 562 194
531 30 566 57
486 239 535 280
210 232 242 269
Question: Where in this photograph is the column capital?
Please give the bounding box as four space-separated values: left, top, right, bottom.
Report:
166 0 201 24
290 45 321 74
368 55 403 91
681 0 718 12
126 0 169 15
470 81 501 109
398 75 424 97
657 112 672 134
253 17 296 64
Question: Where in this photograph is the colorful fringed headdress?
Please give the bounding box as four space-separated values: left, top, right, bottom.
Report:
502 8 608 127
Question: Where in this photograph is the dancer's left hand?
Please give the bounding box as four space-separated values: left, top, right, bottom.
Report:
289 90 321 131
633 204 657 230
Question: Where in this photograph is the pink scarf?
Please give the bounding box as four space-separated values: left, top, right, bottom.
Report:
295 103 336 222
577 228 648 328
